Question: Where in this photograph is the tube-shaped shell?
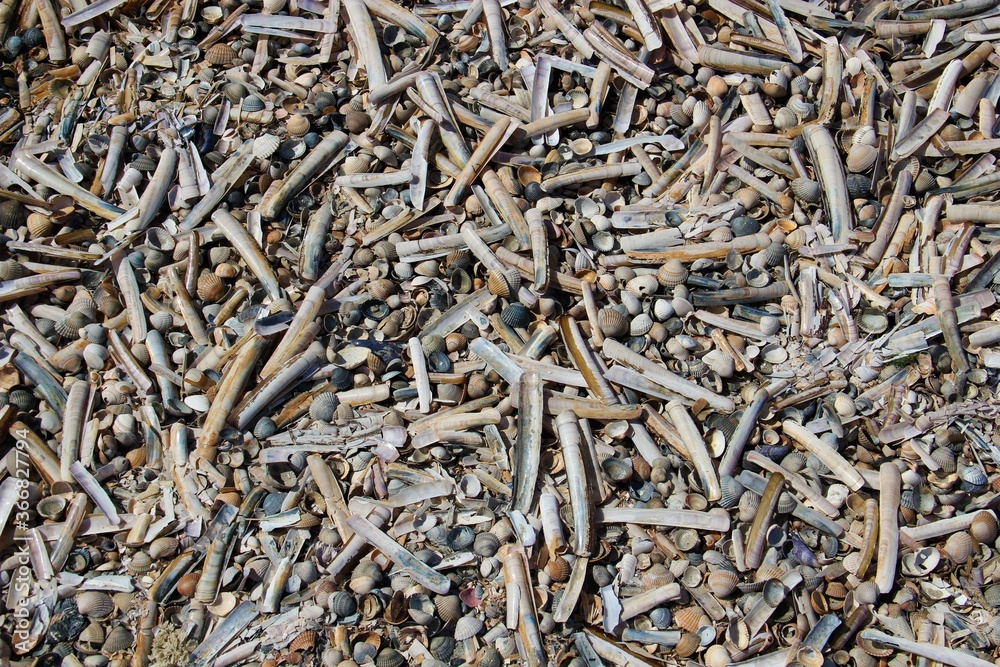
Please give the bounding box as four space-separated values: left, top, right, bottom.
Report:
258 131 348 220
875 462 900 594
802 125 852 244
211 210 283 300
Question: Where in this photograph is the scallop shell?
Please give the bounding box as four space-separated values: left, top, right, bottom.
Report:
674 632 700 658
148 536 179 559
76 591 115 618
656 259 688 287
730 216 761 237
56 312 88 339
102 625 134 655
486 268 521 297
376 648 405 667
773 106 798 130
738 490 761 522
707 569 739 597
290 630 318 652
846 143 878 172
430 636 456 661
329 590 357 616
252 133 280 158
944 531 974 563
204 42 237 66
499 303 533 329
857 308 888 334
547 556 571 582
0 199 23 229
197 272 227 302
598 308 629 337
287 114 311 137
454 615 484 640
27 212 54 238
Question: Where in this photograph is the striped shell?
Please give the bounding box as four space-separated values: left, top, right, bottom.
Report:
343 154 375 174
719 476 745 508
27 212 54 238
598 308 629 337
204 42 236 66
674 606 709 633
76 591 115 618
499 303 533 328
656 259 688 287
252 133 280 158
148 536 179 559
0 199 23 229
790 178 822 204
473 531 500 557
674 632 700 658
242 95 266 113
287 114 311 137
368 278 396 300
430 636 455 661
852 125 878 146
197 272 227 302
376 648 404 667
309 392 339 422
738 490 762 522
846 143 878 172
102 625 134 655
329 590 357 616
290 630 318 652
704 645 731 667
70 291 98 320
150 310 173 332
56 312 89 339
853 580 880 605
707 569 739 597
126 551 153 575
487 268 521 297
454 615 484 640
547 556 571 582
972 512 999 543
944 531 974 563
0 259 25 280
772 106 798 130
630 313 653 336
435 594 463 623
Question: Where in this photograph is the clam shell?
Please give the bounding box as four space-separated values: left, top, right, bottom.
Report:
329 591 358 616
454 615 484 640
674 606 709 633
126 551 153 575
944 531 974 563
656 259 688 287
101 625 133 655
197 272 227 302
846 143 878 172
148 536 179 559
972 511 999 543
707 570 739 597
252 133 280 158
76 591 115 618
674 632 700 657
704 645 731 667
473 531 500 557
287 114 311 137
204 42 236 65
435 594 463 623
598 308 629 337
790 178 822 204
376 648 405 667
499 303 533 329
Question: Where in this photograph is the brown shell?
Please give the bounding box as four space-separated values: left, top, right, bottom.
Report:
204 43 237 66
846 143 878 172
102 625 134 655
27 211 54 238
126 551 153 575
197 272 227 302
176 571 200 597
598 308 629 338
971 511 999 543
674 632 700 658
656 259 688 287
434 594 463 623
368 278 396 300
944 531 974 563
76 591 115 618
707 569 739 598
546 556 571 582
289 629 318 652
674 605 709 633
287 114 311 137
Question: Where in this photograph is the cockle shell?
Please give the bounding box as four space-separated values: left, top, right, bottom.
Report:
76 591 115 618
846 143 878 172
944 531 974 563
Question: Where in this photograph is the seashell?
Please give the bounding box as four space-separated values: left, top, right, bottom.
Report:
479 646 503 667
197 272 227 302
102 625 133 655
853 580 880 605
738 490 761 522
130 155 158 172
602 456 633 481
656 259 688 287
435 594 463 623
598 308 629 337
126 551 153 575
0 199 23 229
630 313 653 336
354 641 378 664
674 632 699 658
309 392 340 422
704 645 731 667
430 635 456 661
773 106 798 130
287 114 311 137
448 525 476 550
691 100 711 129
718 476 745 508
707 569 739 597
846 173 872 198
27 212 54 237
252 133 280 158
0 259 24 282
547 555 571 582
731 216 761 237
454 615 484 640
222 82 246 104
961 465 988 489
204 42 237 65
473 531 500 557
376 648 405 667
674 606 709 633
972 511 999 542
914 169 937 193
625 274 659 296
329 590 357 616
790 177 822 204
856 308 888 334
290 629 318 652
846 143 878 172
343 154 375 174
149 310 173 332
944 531 974 563
76 591 115 618
148 536 179 559
499 302 533 328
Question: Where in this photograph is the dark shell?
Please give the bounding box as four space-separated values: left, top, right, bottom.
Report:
430 636 455 661
329 366 354 391
48 605 87 642
0 199 24 230
499 302 533 329
846 173 872 198
473 531 500 557
447 525 475 550
479 647 503 667
328 591 357 617
359 299 392 322
730 216 761 237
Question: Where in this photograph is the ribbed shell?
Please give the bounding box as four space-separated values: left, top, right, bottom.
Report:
852 125 878 147
329 591 357 616
602 456 633 481
148 536 179 559
376 648 404 667
598 308 629 337
944 531 974 563
478 646 503 667
853 580 879 605
847 143 878 172
473 531 500 557
630 313 653 336
252 133 279 158
961 465 988 486
730 216 761 237
222 82 246 104
368 278 396 300
197 272 227 302
242 95 266 113
772 106 798 130
430 636 455 661
704 645 731 667
718 475 745 508
0 259 24 280
656 259 688 287
738 490 762 522
846 173 872 198
487 268 521 297
287 114 311 137
674 606 709 633
790 178 822 204
102 625 134 655
434 594 463 623
972 512 999 543
77 591 115 618
764 242 787 267
130 155 158 172
290 630 318 652
149 310 173 332
707 569 739 597
0 199 23 229
27 212 53 238
78 621 105 650
547 555 571 582
56 312 89 339
857 308 888 334
204 42 237 66
674 632 700 658
448 525 475 550
454 615 485 640
499 303 533 328
126 551 153 575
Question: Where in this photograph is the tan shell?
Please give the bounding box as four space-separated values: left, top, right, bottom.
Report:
289 629 318 652
252 134 281 159
27 211 54 238
343 154 375 174
197 272 227 302
126 551 153 575
487 268 521 297
656 259 688 287
674 632 700 658
113 592 137 612
846 143 878 172
546 556 571 582
971 511 999 543
674 606 709 633
944 531 974 563
434 594 463 623
77 621 105 653
755 563 784 582
707 569 739 597
102 625 134 655
286 114 311 137
853 580 879 605
76 591 115 618
704 645 731 667
368 278 397 300
598 308 629 338
852 125 878 146
204 43 237 66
